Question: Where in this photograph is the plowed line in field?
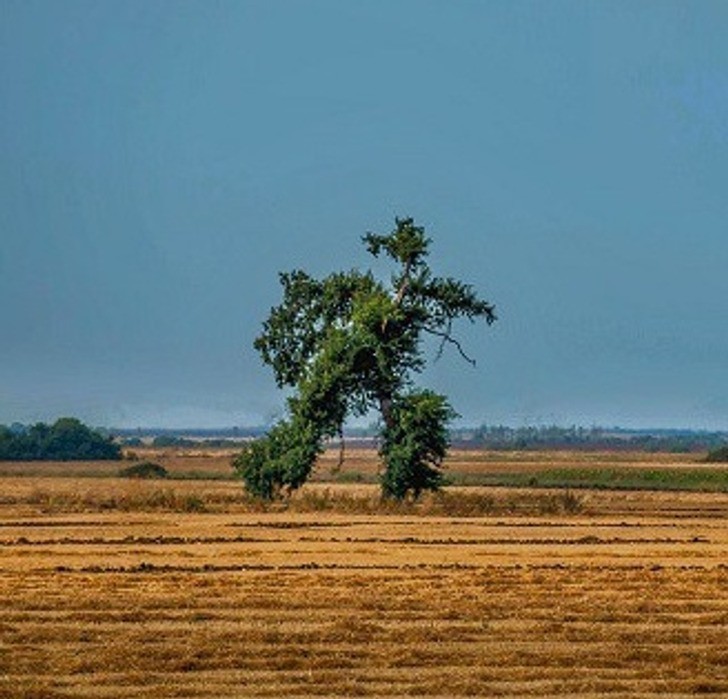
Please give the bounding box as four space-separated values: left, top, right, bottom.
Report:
0 534 708 546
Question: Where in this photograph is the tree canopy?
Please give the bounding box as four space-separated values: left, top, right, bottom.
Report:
233 217 496 499
0 418 121 461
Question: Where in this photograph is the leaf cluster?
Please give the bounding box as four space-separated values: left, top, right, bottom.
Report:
380 390 457 500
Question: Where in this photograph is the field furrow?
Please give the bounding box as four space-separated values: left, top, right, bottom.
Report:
1 451 727 697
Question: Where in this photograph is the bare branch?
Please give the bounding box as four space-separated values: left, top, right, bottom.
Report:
423 324 477 366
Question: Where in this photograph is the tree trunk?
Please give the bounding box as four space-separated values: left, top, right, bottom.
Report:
379 394 394 430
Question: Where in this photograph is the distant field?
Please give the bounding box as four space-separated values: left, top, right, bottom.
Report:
2 446 726 493
0 445 720 474
1 449 727 697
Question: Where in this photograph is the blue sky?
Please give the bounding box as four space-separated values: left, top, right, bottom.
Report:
2 1 727 429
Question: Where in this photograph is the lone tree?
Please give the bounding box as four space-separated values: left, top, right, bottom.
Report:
233 217 496 500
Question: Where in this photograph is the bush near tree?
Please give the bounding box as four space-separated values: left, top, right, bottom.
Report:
233 217 496 500
705 445 728 463
119 462 169 479
0 418 121 461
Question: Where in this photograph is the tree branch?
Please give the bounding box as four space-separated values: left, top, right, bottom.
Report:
422 324 477 366
393 259 412 307
382 259 412 335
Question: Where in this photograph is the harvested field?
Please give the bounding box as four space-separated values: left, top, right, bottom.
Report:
1 450 727 697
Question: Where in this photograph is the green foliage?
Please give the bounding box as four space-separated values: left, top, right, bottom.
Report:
705 445 728 463
235 217 496 500
0 418 121 461
232 416 322 500
119 462 169 479
380 390 456 500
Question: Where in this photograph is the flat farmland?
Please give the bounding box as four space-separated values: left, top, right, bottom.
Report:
1 450 727 698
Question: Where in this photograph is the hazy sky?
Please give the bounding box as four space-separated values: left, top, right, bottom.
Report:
2 1 727 429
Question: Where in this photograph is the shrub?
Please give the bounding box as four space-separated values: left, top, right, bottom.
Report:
705 446 728 463
119 462 169 479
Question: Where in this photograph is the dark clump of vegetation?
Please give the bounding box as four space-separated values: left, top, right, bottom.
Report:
119 462 169 479
705 445 728 463
0 418 121 461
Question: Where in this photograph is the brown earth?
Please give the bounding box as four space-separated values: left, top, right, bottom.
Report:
0 449 726 698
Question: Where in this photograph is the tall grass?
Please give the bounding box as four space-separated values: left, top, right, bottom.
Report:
287 488 584 516
25 486 214 513
14 484 584 516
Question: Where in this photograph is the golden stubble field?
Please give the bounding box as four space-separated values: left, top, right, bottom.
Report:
1 449 727 698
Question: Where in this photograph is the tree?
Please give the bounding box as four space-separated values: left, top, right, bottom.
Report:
233 217 496 500
0 418 121 461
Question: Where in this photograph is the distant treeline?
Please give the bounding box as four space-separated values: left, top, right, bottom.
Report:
0 418 121 461
115 427 267 441
455 425 728 453
137 435 244 449
116 423 728 453
2 417 725 460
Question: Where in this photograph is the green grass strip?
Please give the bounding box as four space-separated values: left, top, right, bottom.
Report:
449 467 728 492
